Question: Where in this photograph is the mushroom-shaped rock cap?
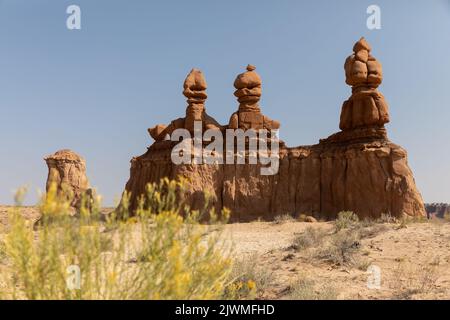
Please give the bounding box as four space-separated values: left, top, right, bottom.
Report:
183 68 208 101
44 149 85 162
234 64 262 89
353 37 371 53
183 68 207 91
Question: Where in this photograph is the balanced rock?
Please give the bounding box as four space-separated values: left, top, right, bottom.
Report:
228 65 280 130
340 37 389 131
44 149 91 209
148 69 221 141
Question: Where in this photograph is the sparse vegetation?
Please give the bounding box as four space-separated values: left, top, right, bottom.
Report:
315 230 361 267
391 262 439 299
0 239 6 264
0 179 233 300
226 254 274 299
272 214 295 224
291 227 327 250
289 213 390 269
1 188 449 300
357 223 389 239
287 277 337 300
378 213 397 224
334 211 359 232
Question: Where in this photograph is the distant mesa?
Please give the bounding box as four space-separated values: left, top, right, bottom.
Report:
425 203 450 218
121 38 426 220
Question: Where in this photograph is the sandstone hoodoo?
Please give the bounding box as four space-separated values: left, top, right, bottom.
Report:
340 38 389 131
123 38 426 220
228 65 280 131
148 68 221 141
44 149 92 209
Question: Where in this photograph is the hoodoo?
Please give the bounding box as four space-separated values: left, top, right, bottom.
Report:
148 68 221 141
122 38 426 220
44 149 92 209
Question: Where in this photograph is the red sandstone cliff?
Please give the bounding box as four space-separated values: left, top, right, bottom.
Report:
123 38 426 220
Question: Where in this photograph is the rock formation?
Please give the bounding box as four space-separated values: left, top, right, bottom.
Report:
425 203 450 218
122 39 426 220
148 69 221 140
340 38 389 131
44 149 91 209
228 65 280 130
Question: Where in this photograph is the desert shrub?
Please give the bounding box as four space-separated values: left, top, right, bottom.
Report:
334 211 359 232
391 262 439 299
355 258 372 271
287 277 337 300
272 214 295 224
0 239 6 264
377 213 397 224
225 254 273 299
315 231 361 267
291 227 327 250
0 178 232 300
443 211 450 222
356 224 389 239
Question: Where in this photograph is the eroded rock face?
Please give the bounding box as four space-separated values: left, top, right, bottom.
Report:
123 40 426 220
44 149 91 208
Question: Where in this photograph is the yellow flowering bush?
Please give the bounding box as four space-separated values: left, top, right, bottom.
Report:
0 179 232 300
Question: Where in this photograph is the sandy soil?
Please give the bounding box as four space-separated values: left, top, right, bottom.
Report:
2 206 450 300
222 219 450 299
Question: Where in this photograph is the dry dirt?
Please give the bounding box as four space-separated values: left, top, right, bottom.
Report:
1 206 450 300
223 219 450 299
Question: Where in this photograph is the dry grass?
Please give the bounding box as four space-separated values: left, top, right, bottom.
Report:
287 277 337 300
226 254 274 299
315 230 361 267
272 214 296 224
290 227 328 250
0 179 233 300
334 211 359 232
391 262 440 299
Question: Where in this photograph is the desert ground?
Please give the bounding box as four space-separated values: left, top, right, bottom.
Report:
1 206 450 300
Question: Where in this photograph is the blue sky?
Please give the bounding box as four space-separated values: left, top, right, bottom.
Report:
1 0 449 206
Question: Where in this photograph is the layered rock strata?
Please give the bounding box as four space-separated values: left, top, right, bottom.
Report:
123 39 426 220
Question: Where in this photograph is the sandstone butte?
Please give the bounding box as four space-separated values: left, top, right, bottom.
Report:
44 149 93 210
122 38 426 221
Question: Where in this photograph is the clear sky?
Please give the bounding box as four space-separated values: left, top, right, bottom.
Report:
1 0 449 206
